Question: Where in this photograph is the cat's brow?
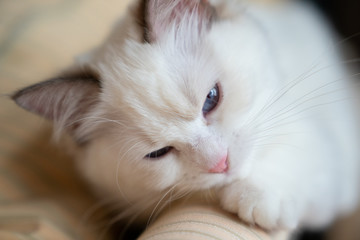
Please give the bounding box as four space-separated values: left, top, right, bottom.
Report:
185 90 198 108
161 107 197 121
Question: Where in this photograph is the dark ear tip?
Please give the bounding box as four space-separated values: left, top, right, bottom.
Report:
11 88 25 105
10 87 34 114
0 92 16 103
11 89 22 101
11 83 42 105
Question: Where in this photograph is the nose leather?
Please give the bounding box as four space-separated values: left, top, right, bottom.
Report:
209 155 228 173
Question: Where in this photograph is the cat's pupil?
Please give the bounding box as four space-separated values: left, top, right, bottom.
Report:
145 146 172 159
202 84 220 115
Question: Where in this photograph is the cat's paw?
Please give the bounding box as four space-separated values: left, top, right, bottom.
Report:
219 180 301 230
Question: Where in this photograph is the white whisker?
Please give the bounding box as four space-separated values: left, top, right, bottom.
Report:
255 98 350 135
146 182 182 227
115 140 146 204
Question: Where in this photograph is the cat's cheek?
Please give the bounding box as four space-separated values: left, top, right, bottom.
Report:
74 138 178 200
225 132 256 180
74 142 121 197
141 158 182 190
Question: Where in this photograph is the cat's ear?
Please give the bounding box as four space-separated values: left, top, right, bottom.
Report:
140 0 216 42
12 69 101 139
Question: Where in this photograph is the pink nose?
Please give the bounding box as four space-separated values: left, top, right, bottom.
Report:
209 154 228 173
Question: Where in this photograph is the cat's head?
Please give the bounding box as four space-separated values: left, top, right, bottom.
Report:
13 0 278 202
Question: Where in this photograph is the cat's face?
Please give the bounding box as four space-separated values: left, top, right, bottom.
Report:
91 39 230 192
13 0 279 202
78 0 279 198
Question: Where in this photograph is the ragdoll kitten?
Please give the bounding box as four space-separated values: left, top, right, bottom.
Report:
12 0 360 231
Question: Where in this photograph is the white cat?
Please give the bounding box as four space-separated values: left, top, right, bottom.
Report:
13 0 360 231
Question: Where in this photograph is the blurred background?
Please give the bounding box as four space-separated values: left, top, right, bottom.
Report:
0 0 359 240
309 0 360 58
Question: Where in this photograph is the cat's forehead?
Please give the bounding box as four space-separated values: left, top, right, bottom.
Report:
97 39 220 133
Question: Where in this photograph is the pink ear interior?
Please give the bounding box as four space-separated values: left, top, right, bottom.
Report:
143 0 215 42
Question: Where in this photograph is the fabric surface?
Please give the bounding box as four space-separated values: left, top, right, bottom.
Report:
138 203 288 240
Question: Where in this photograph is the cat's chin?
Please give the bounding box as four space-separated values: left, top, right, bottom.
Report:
190 165 249 190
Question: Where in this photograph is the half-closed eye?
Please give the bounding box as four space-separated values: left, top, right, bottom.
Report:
145 146 173 159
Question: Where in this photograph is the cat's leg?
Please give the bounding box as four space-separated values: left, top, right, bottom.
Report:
219 177 304 230
219 125 340 230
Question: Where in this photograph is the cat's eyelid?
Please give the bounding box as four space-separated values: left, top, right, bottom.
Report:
144 146 173 159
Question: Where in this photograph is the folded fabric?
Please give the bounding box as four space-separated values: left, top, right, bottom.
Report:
138 203 288 240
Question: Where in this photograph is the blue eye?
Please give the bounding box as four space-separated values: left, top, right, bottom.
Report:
145 146 172 159
202 84 220 115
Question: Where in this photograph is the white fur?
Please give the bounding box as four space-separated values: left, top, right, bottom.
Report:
30 0 360 231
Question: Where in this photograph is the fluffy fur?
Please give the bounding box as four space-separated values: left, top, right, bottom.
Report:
13 0 360 231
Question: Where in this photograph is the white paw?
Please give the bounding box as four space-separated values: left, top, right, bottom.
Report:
219 180 301 230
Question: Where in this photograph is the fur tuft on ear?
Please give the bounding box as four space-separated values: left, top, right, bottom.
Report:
141 0 216 42
12 72 101 142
